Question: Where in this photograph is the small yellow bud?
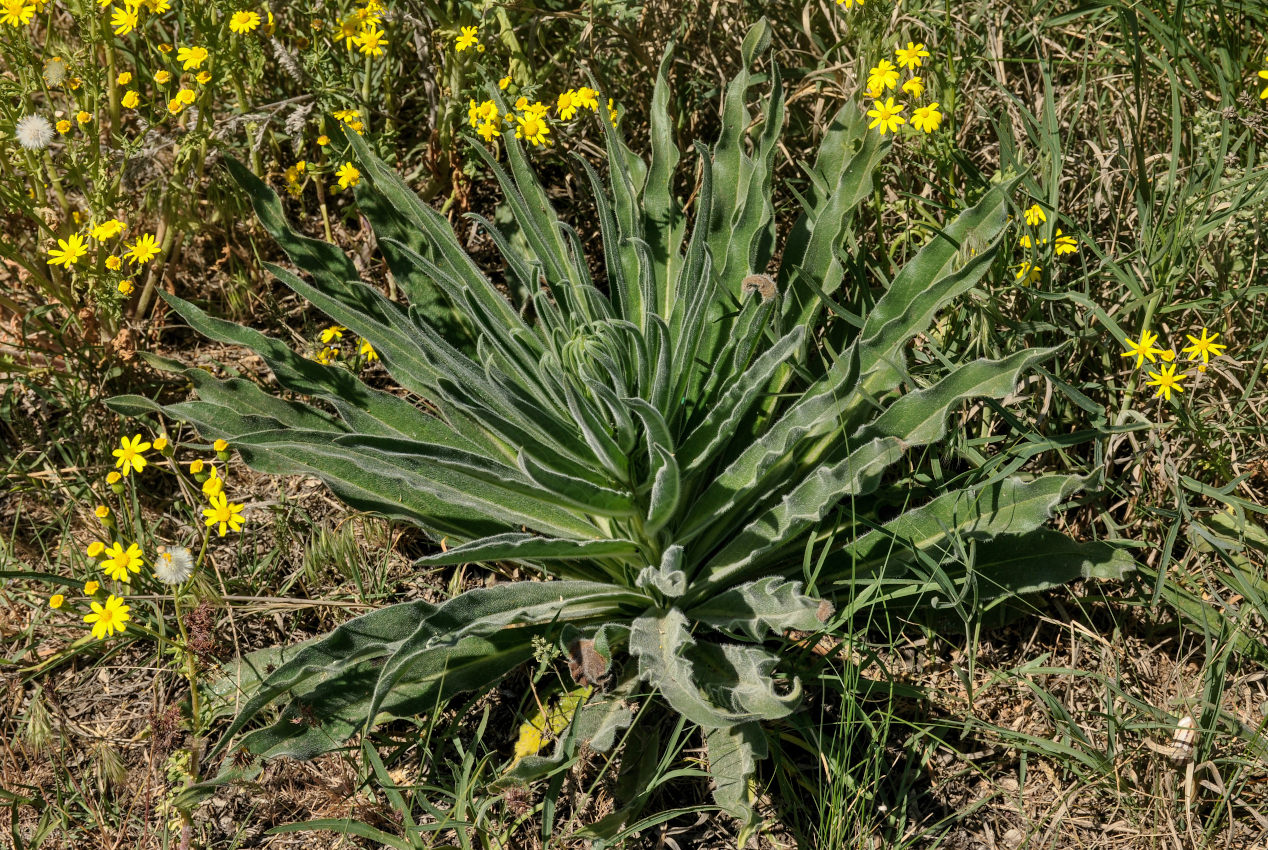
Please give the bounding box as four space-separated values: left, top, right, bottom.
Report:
49 594 64 609
84 580 100 595
86 541 105 558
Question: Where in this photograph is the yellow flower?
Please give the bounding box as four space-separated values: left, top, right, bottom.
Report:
607 98 619 125
121 90 140 108
189 458 204 474
156 42 171 53
498 75 511 90
895 41 931 70
866 97 906 134
1120 328 1165 368
202 465 223 497
316 346 339 365
515 113 551 146
118 279 135 295
1 1 36 27
557 90 579 121
47 234 89 267
106 471 122 485
167 97 185 115
76 110 91 125
195 70 212 85
1145 363 1187 402
95 504 110 519
1181 328 1227 363
152 436 168 452
229 10 261 34
116 70 132 85
90 219 126 240
902 75 924 97
110 4 138 36
359 339 378 361
835 0 863 7
87 541 106 558
101 542 143 581
1023 203 1046 226
354 23 386 56
154 69 171 84
213 438 229 453
574 86 599 111
317 134 330 146
203 491 246 536
124 233 160 264
176 88 195 105
454 25 478 51
84 580 100 595
909 102 942 133
336 162 360 189
867 59 899 91
468 99 498 128
112 433 151 475
320 325 346 344
176 45 208 70
1014 262 1041 286
56 119 71 133
84 594 130 639
1259 68 1268 99
49 594 64 609
477 119 500 142
1053 230 1078 255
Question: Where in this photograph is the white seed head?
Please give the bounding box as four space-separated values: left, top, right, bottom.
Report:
42 57 68 87
154 545 194 584
15 115 55 151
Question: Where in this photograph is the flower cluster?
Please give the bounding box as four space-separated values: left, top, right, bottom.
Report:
865 42 942 135
1012 203 1079 285
45 217 159 278
1120 326 1228 403
50 433 248 640
313 324 378 366
466 85 614 150
336 0 386 56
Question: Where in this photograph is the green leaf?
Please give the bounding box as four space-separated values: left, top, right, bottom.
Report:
687 577 828 640
704 722 766 829
413 534 642 567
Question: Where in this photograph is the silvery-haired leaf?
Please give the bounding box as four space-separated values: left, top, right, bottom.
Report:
686 576 828 641
705 722 766 830
412 533 642 568
629 609 755 729
690 641 802 721
636 545 687 598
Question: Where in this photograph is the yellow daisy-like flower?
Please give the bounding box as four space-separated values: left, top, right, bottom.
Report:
454 25 478 51
116 70 132 85
229 10 261 33
866 97 906 134
867 59 899 91
101 541 143 581
1 1 36 27
167 96 185 114
87 541 106 558
47 233 89 267
574 86 599 111
56 119 72 133
836 0 863 7
121 90 140 108
124 233 160 264
49 594 64 609
106 471 122 485
118 279 135 295
515 113 551 147
84 580 100 595
336 162 360 189
112 433 151 475
84 594 130 639
110 4 138 36
359 339 378 361
1259 68 1268 99
95 504 110 519
195 70 212 85
189 458 205 474
202 465 223 497
203 491 246 536
1023 203 1046 226
176 45 208 69
1014 261 1041 286
1145 363 1187 401
354 23 386 56
176 88 195 105
214 438 229 453
498 75 511 90
317 134 330 146
910 102 942 133
1120 328 1165 368
1053 230 1078 255
154 69 171 84
76 110 92 125
895 41 931 70
1181 327 1227 363
90 219 126 240
152 436 168 452
477 119 500 142
902 76 924 97
557 89 579 121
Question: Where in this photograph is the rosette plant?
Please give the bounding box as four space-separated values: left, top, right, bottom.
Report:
112 22 1129 833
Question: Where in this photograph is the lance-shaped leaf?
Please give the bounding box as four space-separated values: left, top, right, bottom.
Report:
705 722 766 829
413 534 642 567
